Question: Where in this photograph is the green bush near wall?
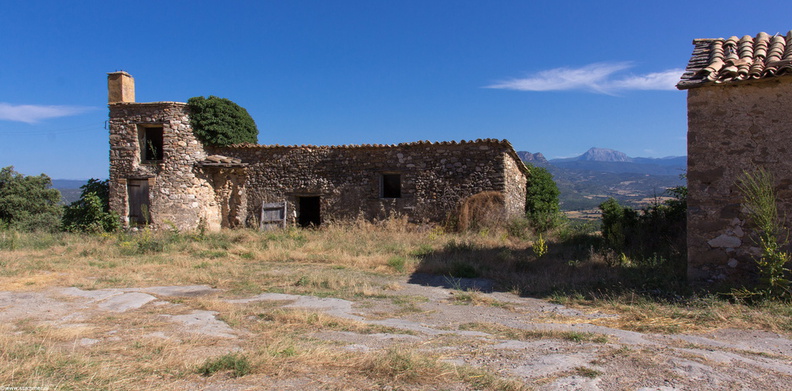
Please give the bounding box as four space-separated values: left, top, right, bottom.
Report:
525 164 561 232
62 179 120 233
187 96 258 147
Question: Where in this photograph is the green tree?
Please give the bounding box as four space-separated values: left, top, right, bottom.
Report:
525 164 561 232
0 166 62 231
599 185 687 267
599 197 631 251
187 96 258 146
62 179 120 233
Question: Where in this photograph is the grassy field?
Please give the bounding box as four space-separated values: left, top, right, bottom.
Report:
1 218 791 389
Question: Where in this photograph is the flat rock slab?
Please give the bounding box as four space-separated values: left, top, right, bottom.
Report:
509 351 598 378
58 287 158 312
0 290 81 322
1 286 235 341
162 310 237 338
229 293 363 321
544 376 602 391
98 292 158 312
128 285 219 297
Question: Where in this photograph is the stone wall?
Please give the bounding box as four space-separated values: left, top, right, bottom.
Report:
687 78 792 284
503 151 529 218
109 101 528 231
108 102 221 231
215 139 528 226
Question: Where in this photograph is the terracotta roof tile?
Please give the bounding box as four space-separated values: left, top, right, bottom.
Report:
213 138 529 175
677 30 792 89
229 138 513 150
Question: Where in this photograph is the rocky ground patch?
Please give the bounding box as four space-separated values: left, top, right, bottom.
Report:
2 274 791 390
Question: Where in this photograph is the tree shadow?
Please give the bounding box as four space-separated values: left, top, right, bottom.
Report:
407 232 688 299
406 273 495 293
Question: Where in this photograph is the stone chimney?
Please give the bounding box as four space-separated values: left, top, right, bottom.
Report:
107 71 135 103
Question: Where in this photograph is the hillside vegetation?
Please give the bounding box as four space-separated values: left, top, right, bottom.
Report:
518 148 686 211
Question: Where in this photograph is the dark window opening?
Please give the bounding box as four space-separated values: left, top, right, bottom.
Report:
298 196 321 227
140 126 164 161
381 174 401 198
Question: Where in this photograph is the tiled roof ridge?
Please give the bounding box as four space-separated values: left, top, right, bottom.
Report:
227 138 515 150
213 138 529 175
108 101 187 106
677 30 792 89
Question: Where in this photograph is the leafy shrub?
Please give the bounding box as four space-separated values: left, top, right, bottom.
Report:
117 228 178 255
62 179 120 233
387 256 407 272
187 96 258 146
599 198 632 251
532 234 548 258
505 217 531 239
599 188 686 259
525 164 561 232
0 166 62 232
736 168 791 299
197 353 250 378
598 186 687 283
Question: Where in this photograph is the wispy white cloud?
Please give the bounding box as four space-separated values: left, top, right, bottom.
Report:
485 62 683 94
0 103 95 123
608 69 684 91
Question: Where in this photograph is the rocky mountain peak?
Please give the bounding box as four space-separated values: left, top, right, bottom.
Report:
578 147 633 162
516 151 548 164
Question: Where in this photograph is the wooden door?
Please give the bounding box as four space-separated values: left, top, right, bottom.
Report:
127 179 150 225
260 201 287 230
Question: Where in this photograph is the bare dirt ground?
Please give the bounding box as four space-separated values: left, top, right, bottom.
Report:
3 274 791 390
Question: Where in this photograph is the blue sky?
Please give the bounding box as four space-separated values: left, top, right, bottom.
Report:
2 0 792 179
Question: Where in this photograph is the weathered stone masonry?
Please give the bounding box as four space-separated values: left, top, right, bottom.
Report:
678 31 792 284
108 101 221 230
107 72 529 231
215 140 526 226
684 82 792 283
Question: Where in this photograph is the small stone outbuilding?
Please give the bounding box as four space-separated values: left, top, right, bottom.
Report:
107 72 529 231
678 31 792 284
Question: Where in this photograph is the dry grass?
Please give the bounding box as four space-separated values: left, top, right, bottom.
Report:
457 191 506 231
0 223 533 389
1 220 791 389
552 292 792 334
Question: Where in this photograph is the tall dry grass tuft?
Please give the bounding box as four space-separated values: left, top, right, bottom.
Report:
457 191 506 232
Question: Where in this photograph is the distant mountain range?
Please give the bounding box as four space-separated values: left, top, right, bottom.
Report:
552 147 633 163
518 147 686 211
52 179 90 190
549 147 686 176
51 179 89 205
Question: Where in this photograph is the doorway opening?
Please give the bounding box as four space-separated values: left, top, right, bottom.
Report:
298 196 321 227
127 179 150 225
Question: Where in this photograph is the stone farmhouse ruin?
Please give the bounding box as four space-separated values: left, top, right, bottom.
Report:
107 72 529 231
678 30 792 284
